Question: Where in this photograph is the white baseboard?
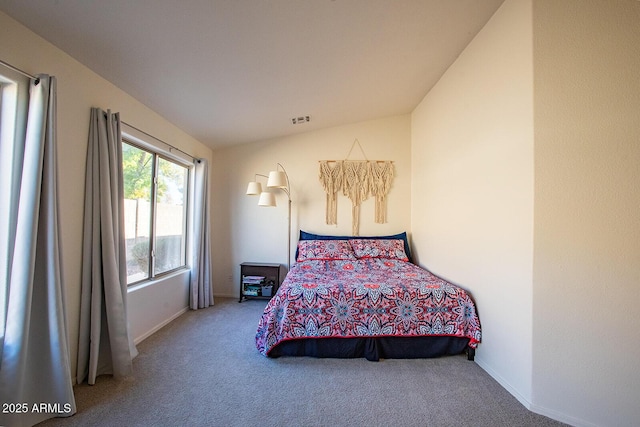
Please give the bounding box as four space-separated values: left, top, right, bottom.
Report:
213 292 238 299
528 403 597 427
474 357 532 408
133 306 189 345
475 357 594 427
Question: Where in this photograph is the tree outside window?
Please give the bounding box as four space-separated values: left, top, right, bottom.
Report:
122 141 188 285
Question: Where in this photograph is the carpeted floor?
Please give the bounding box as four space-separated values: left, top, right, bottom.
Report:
39 297 566 427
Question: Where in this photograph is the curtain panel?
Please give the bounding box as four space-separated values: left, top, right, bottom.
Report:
76 108 137 386
0 75 76 427
190 159 213 309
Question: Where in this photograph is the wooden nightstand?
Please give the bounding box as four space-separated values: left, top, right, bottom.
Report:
239 262 281 302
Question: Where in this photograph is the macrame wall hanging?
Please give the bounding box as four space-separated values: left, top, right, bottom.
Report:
318 160 343 225
318 139 394 235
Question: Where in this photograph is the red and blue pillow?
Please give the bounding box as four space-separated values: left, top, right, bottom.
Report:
296 240 356 261
349 239 408 261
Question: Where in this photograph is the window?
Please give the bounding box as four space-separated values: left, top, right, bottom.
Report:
1 67 29 346
122 129 191 285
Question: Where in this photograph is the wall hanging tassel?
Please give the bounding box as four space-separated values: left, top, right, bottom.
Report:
318 160 343 225
369 161 394 224
342 161 370 235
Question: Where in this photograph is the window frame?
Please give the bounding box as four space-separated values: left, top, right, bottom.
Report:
121 124 193 286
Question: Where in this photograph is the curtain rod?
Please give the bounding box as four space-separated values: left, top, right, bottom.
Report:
121 120 198 163
0 59 37 80
0 61 200 163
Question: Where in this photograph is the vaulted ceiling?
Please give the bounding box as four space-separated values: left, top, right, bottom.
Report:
0 0 504 149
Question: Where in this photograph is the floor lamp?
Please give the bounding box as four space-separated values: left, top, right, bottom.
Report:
246 163 292 270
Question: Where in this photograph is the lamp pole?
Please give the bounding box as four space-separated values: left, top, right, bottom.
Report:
287 196 291 271
275 164 291 271
265 163 291 271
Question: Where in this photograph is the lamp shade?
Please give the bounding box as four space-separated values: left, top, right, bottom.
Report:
267 170 287 188
258 192 276 207
246 181 262 195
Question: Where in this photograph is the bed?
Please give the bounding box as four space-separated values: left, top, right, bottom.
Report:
255 232 481 361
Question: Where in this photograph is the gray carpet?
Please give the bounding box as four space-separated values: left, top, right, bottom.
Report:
39 298 566 427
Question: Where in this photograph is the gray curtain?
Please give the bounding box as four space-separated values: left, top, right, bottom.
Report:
77 108 137 385
0 75 76 426
190 159 213 309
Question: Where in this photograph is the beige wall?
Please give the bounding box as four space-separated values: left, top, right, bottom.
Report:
411 0 534 406
211 115 412 298
5 1 640 424
532 1 640 425
0 11 213 380
413 0 640 425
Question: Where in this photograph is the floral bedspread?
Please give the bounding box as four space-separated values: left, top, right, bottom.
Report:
256 259 481 356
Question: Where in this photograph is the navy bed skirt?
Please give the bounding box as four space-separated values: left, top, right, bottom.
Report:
268 336 473 361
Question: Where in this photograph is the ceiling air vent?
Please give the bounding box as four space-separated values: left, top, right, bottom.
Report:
291 116 310 125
